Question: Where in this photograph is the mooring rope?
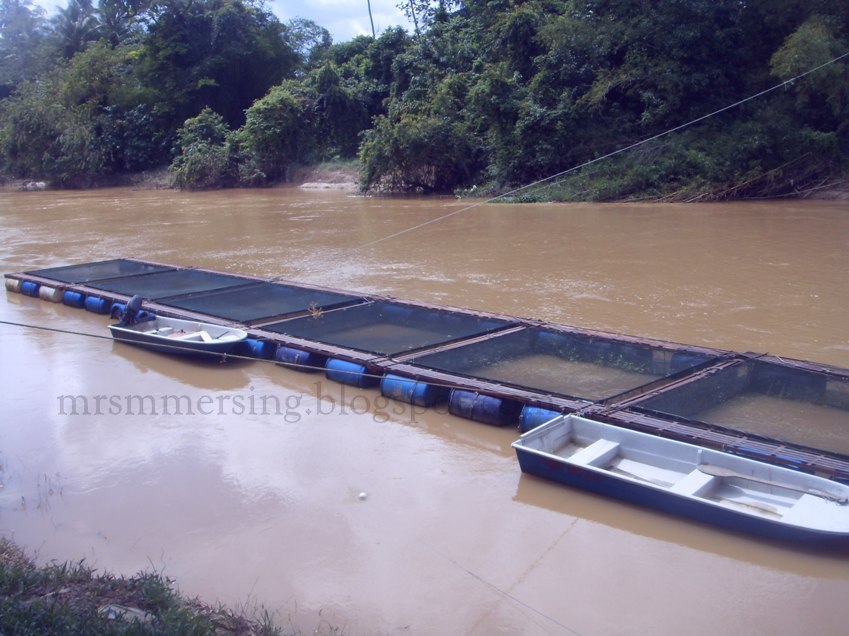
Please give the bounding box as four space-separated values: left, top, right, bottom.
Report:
357 49 849 249
0 317 485 392
5 50 848 395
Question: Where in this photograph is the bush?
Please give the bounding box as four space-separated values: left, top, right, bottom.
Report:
169 108 237 189
359 113 479 192
236 84 313 183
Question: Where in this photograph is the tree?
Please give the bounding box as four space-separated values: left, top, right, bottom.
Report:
0 41 169 184
170 107 236 189
285 17 332 72
397 0 462 34
0 0 49 93
138 0 300 129
310 63 369 157
97 0 150 47
234 82 312 182
360 111 478 191
52 0 100 58
771 15 849 123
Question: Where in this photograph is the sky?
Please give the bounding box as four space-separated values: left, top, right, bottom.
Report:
32 0 415 44
270 0 414 42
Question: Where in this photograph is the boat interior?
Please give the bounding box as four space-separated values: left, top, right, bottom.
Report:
521 417 818 520
122 321 242 342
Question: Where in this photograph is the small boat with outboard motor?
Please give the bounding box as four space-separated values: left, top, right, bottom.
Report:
109 295 247 357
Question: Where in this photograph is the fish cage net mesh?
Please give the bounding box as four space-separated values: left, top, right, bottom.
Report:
633 360 849 456
409 327 715 401
88 268 253 300
160 282 364 323
28 259 172 284
263 301 514 356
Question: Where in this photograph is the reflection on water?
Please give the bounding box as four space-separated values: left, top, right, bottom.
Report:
512 474 849 576
2 189 849 634
109 341 256 390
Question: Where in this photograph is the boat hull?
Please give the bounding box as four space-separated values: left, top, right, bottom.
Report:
513 415 849 543
109 316 248 358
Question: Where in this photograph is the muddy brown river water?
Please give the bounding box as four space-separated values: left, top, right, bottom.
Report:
1 188 849 634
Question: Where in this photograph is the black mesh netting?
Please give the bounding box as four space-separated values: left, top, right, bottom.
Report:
410 327 715 401
263 300 514 356
161 282 364 323
88 268 252 299
28 259 173 284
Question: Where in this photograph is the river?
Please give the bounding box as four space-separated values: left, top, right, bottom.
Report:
1 187 848 634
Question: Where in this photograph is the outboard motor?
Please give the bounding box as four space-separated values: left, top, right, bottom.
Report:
117 294 147 326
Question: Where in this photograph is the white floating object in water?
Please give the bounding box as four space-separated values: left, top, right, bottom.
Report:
358 492 368 501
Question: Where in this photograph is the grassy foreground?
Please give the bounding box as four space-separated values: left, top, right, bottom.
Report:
0 538 282 635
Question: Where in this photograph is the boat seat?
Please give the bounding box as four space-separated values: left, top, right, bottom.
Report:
778 494 821 525
171 330 205 341
568 439 620 467
669 469 716 497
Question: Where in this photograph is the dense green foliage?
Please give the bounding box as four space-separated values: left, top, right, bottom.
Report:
361 0 849 199
1 0 847 197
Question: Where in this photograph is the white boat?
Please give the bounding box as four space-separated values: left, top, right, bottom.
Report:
512 414 849 542
109 296 247 357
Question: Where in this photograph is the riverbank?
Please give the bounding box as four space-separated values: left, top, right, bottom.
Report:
2 164 847 200
0 161 360 193
0 537 285 635
287 162 359 191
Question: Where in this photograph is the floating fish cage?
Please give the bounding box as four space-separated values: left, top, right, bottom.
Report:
401 326 719 405
87 268 252 299
257 300 518 395
156 282 363 324
26 258 172 284
626 357 849 453
8 258 849 481
260 300 515 357
20 259 368 325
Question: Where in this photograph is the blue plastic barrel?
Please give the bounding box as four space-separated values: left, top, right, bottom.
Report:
62 290 86 308
240 338 275 360
109 302 127 318
380 373 449 407
20 281 39 297
325 358 379 388
274 346 326 371
448 390 522 427
84 296 110 314
520 406 562 432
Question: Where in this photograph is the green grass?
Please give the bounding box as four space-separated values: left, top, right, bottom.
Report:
0 538 281 635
